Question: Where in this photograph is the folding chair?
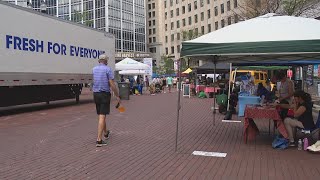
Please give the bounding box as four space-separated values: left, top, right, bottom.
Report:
295 110 320 144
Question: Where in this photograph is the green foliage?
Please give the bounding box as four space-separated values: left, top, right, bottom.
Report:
282 0 317 16
157 56 175 75
181 29 202 41
71 10 94 27
238 0 318 20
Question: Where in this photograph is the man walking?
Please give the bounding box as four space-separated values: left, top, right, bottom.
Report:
92 54 120 147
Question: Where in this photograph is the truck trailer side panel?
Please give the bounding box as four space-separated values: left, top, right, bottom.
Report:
0 2 115 107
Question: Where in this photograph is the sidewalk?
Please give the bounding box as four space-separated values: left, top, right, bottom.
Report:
0 89 319 179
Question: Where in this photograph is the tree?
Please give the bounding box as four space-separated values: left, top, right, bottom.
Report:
181 29 202 41
157 56 175 75
71 10 94 27
235 0 319 20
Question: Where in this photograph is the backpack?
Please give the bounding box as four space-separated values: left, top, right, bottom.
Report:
272 135 289 150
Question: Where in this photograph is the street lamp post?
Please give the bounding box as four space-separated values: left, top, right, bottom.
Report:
40 0 47 14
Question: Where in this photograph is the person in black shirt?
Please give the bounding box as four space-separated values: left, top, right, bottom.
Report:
278 90 316 146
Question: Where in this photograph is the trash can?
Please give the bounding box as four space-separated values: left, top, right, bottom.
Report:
118 82 130 100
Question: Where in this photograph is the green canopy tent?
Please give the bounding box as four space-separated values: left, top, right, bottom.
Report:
174 13 320 151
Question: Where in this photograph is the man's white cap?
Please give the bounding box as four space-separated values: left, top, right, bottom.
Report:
99 54 108 60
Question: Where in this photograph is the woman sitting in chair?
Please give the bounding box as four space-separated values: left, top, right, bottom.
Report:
277 90 315 147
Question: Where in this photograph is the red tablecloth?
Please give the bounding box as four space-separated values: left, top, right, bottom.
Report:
244 106 288 143
204 87 220 93
196 85 206 93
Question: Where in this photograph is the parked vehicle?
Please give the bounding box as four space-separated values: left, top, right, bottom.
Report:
0 2 115 107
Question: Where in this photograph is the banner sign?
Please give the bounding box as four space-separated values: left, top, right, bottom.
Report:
143 58 153 82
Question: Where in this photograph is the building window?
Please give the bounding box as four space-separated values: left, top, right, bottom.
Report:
228 17 231 25
170 0 173 6
164 1 167 8
214 6 218 16
188 3 191 12
177 45 181 53
195 14 198 23
201 12 204 21
200 0 204 7
201 26 204 35
153 20 156 25
171 34 174 41
153 11 155 17
149 12 152 18
176 8 179 16
149 38 152 43
195 28 199 35
165 47 168 55
188 16 192 25
177 20 180 28
165 12 167 19
165 36 168 43
171 22 174 30
176 0 179 4
153 28 156 34
207 0 210 4
234 0 238 8
235 14 239 23
207 10 211 18
221 4 224 14
152 3 155 9
149 47 156 53
221 19 225 27
171 46 175 54
208 24 211 32
153 37 156 42
177 33 180 40
227 1 231 11
194 1 198 9
149 29 152 35
215 21 218 30
182 18 186 26
182 6 185 14
165 24 168 31
148 4 151 10
170 10 173 18
149 21 152 26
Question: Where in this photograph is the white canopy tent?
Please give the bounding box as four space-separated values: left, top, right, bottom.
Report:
119 70 147 75
115 57 149 70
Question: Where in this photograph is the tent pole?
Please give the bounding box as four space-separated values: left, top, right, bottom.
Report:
213 56 218 126
227 63 232 111
175 58 182 152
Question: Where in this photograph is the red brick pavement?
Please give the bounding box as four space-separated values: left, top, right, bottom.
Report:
0 89 319 180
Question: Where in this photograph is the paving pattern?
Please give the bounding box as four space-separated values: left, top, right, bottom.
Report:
0 89 319 180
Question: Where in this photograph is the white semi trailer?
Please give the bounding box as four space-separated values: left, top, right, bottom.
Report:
0 2 115 107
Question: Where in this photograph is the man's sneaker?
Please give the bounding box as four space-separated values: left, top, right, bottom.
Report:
96 140 108 147
289 142 296 147
104 130 110 140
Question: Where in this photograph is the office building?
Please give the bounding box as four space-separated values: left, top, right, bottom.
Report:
146 0 240 67
4 0 147 56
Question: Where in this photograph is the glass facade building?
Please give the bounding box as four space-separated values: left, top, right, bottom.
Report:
3 0 146 53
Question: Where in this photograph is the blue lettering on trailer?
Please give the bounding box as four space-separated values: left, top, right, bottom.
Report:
5 35 105 59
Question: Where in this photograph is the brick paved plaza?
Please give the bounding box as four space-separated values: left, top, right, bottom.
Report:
0 89 319 180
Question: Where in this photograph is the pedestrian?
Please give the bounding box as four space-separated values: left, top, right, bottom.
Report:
92 54 120 147
161 76 167 93
167 76 173 93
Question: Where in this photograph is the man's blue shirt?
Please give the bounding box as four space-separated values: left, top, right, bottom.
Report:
92 63 114 93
